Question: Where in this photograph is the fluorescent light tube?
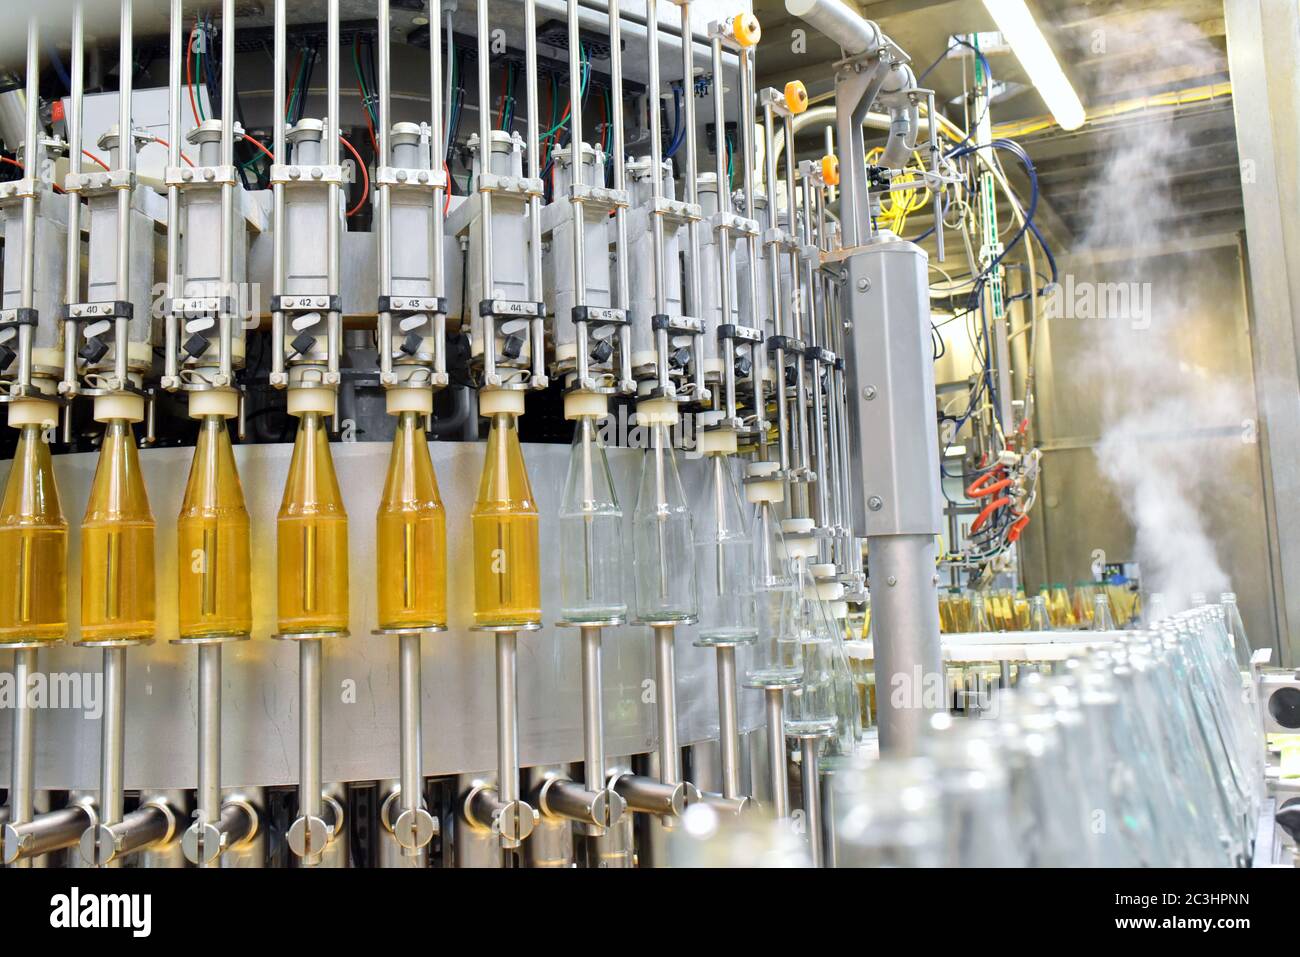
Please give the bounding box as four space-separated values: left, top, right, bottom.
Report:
983 0 1086 131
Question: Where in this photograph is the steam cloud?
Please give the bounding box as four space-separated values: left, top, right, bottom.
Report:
1068 8 1246 613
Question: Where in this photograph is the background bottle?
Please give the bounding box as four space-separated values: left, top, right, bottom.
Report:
177 416 252 638
377 411 447 630
631 417 696 624
277 411 349 634
81 419 155 641
0 424 67 641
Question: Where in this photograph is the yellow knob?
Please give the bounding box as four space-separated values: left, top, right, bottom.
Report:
733 13 762 48
820 154 840 187
784 80 809 115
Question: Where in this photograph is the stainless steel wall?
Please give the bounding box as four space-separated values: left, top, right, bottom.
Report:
1014 238 1283 662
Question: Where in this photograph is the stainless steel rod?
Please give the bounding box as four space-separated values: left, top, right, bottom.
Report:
580 625 606 794
164 0 182 386
196 643 222 860
496 631 519 806
62 1 85 410
715 644 742 799
8 648 37 869
377 0 394 377
652 624 681 786
678 2 702 321
298 638 324 858
800 735 824 866
16 16 39 390
608 0 632 390
271 0 287 382
326 0 341 381
218 0 236 384
398 633 423 819
113 0 134 386
3 803 92 864
475 0 494 304
430 0 447 374
764 686 789 817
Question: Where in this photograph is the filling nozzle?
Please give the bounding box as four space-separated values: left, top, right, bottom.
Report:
183 793 260 866
2 798 96 866
79 795 182 868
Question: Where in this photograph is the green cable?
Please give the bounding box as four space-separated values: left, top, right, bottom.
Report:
352 38 377 124
540 47 590 142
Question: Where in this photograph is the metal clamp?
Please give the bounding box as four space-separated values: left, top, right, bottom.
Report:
62 169 134 195
374 166 448 189
270 294 342 314
479 298 545 319
165 164 239 187
0 177 40 202
572 305 628 325
652 314 704 335
651 195 703 223
379 295 447 315
569 182 630 209
0 307 38 328
168 296 238 320
768 334 805 355
717 323 763 344
477 171 545 198
62 301 134 321
269 163 353 186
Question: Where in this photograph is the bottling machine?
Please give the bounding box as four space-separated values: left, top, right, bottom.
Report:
0 0 1280 869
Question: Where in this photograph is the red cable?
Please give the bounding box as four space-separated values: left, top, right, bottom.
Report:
3 156 65 193
967 474 1013 499
443 161 451 215
1006 514 1031 543
339 134 369 217
186 24 201 124
970 495 1012 534
82 149 111 171
240 133 276 162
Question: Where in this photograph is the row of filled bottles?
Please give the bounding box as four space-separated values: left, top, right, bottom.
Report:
939 581 1140 635
0 397 860 751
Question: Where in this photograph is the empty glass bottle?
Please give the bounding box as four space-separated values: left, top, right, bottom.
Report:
744 463 802 687
1091 592 1116 631
0 424 67 642
1027 595 1052 631
177 416 252 639
631 413 696 624
692 438 755 644
377 411 446 630
277 411 349 635
472 408 541 627
81 419 156 641
558 413 626 623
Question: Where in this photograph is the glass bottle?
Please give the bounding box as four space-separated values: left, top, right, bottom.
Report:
783 525 840 736
1091 591 1115 631
472 408 541 627
376 411 446 630
744 463 802 687
177 416 252 638
0 424 67 641
1049 582 1076 628
692 437 755 644
276 411 349 635
558 413 625 623
631 413 696 624
81 419 156 641
1027 595 1052 631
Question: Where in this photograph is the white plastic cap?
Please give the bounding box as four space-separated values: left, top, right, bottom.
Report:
479 388 526 416
93 392 145 423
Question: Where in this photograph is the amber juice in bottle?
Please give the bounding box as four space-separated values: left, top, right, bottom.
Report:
177 416 252 638
276 411 349 634
377 411 447 629
0 424 68 641
471 411 540 627
80 419 156 641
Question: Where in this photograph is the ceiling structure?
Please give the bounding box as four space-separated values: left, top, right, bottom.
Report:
754 0 1240 256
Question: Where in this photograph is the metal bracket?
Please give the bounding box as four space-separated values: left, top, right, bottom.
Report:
572 305 628 325
477 172 545 198
269 164 353 186
569 182 630 209
165 164 239 187
62 169 134 195
168 296 238 320
270 294 342 314
379 295 448 315
0 307 39 328
652 314 704 335
479 298 544 319
0 177 40 203
374 166 448 189
62 301 134 321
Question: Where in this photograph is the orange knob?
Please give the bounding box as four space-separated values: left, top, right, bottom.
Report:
820 154 840 187
784 80 808 115
733 13 761 48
